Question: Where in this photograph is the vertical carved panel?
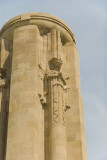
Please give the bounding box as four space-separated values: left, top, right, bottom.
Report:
51 29 57 58
51 29 62 60
47 33 51 52
43 35 47 70
53 82 59 123
45 71 65 126
57 30 61 59
38 36 43 67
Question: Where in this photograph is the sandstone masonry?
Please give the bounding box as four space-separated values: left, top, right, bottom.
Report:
0 12 88 160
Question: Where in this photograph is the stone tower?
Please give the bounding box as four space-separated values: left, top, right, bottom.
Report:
0 13 88 160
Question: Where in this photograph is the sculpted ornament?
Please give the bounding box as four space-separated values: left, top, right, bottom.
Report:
38 92 47 108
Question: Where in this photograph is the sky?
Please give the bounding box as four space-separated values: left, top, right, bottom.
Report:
0 0 107 160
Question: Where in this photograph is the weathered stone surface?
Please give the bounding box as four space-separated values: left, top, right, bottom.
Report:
0 12 88 160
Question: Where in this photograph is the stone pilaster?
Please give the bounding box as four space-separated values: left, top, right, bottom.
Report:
45 58 69 160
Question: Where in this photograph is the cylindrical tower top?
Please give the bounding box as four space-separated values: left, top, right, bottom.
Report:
0 12 76 44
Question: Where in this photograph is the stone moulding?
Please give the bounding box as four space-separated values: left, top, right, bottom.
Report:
0 12 76 44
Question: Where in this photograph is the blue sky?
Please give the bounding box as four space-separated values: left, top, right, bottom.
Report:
0 0 107 160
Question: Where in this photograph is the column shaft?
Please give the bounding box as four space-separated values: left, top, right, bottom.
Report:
47 75 66 160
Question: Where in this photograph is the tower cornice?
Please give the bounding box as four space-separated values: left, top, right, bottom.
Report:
0 12 76 44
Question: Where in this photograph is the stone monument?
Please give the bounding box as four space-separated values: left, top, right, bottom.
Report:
0 12 88 160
